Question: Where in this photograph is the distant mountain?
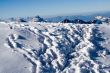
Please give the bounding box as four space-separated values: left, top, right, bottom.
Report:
1 11 110 24
16 18 27 22
45 11 110 22
62 19 73 23
73 19 87 24
62 19 87 24
29 16 46 22
2 16 46 23
45 16 93 22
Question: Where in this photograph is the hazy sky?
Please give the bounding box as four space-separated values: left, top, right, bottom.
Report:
0 0 110 18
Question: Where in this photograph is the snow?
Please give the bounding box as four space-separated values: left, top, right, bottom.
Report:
0 21 110 73
0 23 32 73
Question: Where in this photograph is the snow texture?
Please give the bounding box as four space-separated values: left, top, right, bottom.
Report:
0 21 110 73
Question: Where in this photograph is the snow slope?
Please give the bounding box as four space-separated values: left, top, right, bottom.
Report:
0 21 110 73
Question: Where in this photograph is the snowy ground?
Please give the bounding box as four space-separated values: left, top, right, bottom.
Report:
0 21 110 73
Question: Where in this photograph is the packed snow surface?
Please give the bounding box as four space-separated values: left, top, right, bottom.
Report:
0 21 110 73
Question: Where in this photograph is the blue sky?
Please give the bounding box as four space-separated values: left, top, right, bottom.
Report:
0 0 110 18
